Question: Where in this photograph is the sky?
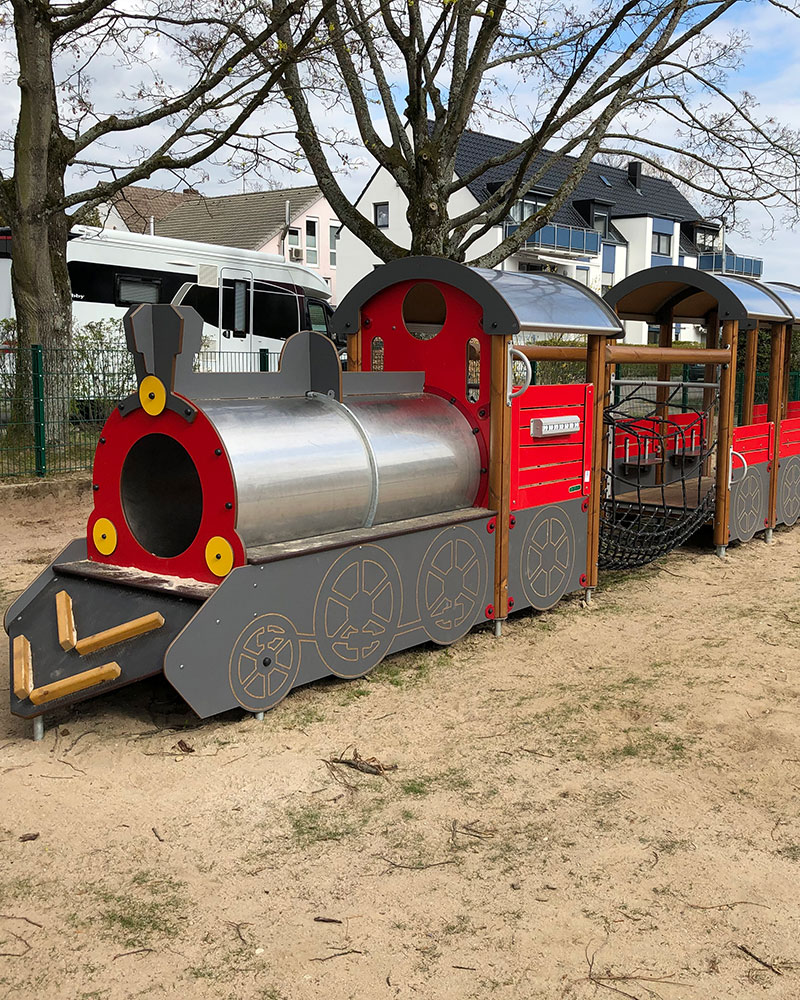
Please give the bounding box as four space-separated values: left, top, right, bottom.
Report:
1 1 800 280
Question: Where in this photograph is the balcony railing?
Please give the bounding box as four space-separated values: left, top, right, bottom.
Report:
505 222 601 256
698 252 764 278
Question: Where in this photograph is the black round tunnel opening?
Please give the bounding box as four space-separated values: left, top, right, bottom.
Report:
120 434 203 558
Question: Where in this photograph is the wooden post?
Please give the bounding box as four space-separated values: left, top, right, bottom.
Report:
347 329 362 373
703 309 719 478
782 324 793 416
489 335 513 622
767 322 787 530
585 335 608 591
741 327 759 427
713 320 739 552
655 317 673 484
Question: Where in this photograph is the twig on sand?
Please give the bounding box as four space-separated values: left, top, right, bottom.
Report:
226 920 252 944
113 948 153 960
0 915 43 929
583 942 687 998
0 929 31 958
326 746 397 778
376 855 456 873
737 944 782 976
311 948 363 962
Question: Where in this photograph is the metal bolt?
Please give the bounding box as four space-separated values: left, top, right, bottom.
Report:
215 448 222 456
100 437 106 444
262 657 272 667
101 533 107 540
215 553 221 560
148 392 155 400
225 502 233 510
472 427 480 435
93 484 99 491
184 407 192 416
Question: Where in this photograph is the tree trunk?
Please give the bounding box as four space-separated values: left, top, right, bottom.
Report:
406 136 451 257
10 1 74 453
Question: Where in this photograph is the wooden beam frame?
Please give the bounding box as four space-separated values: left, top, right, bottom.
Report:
767 322 788 530
585 335 608 591
489 335 513 620
713 320 739 551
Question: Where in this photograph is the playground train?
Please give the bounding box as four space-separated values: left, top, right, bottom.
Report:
7 257 800 734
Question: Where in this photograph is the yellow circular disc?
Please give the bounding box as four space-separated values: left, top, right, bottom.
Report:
93 517 118 555
205 536 234 577
139 375 166 416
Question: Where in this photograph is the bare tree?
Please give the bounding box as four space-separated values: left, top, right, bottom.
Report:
276 0 800 265
0 0 329 357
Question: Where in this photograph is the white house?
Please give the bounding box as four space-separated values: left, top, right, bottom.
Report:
337 129 764 344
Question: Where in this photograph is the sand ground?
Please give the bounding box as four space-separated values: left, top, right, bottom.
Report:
1 486 799 1000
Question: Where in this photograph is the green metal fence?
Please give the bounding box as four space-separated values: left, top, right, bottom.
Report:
0 347 279 479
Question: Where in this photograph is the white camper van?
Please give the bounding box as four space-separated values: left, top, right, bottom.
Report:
0 226 335 353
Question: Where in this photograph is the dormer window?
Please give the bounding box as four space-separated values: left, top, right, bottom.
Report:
511 194 549 223
593 210 609 239
695 228 717 253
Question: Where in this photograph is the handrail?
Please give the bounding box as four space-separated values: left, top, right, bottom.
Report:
729 447 748 488
507 347 533 405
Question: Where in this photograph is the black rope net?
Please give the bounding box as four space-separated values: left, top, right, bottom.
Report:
599 382 718 570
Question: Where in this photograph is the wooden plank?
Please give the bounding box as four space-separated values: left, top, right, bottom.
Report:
767 322 787 527
702 309 719 478
29 662 121 706
489 335 512 618
606 345 731 365
614 476 715 510
713 320 739 547
655 318 673 485
12 635 33 700
248 507 495 565
347 330 361 373
75 612 165 656
55 590 77 651
585 336 607 589
54 560 215 601
741 328 759 427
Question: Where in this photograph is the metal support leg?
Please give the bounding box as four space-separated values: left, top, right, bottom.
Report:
493 619 502 638
254 712 265 721
32 716 44 742
715 544 727 559
584 588 594 605
765 528 773 543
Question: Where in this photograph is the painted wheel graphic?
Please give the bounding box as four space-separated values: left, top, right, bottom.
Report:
731 468 763 542
519 507 575 611
314 545 401 678
228 613 301 712
417 526 486 644
779 455 800 526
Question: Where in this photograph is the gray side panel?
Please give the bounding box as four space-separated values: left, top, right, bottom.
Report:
777 454 800 526
507 499 587 612
164 517 495 718
729 462 769 542
343 371 425 396
8 572 201 719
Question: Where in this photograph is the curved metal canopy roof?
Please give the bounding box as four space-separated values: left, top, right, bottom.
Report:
604 265 795 328
332 257 624 340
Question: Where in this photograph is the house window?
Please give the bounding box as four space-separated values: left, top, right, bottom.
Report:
653 232 672 256
287 228 300 247
305 219 318 265
329 224 339 267
593 211 609 238
601 272 614 297
374 202 389 228
511 194 548 223
695 228 717 252
575 268 590 286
